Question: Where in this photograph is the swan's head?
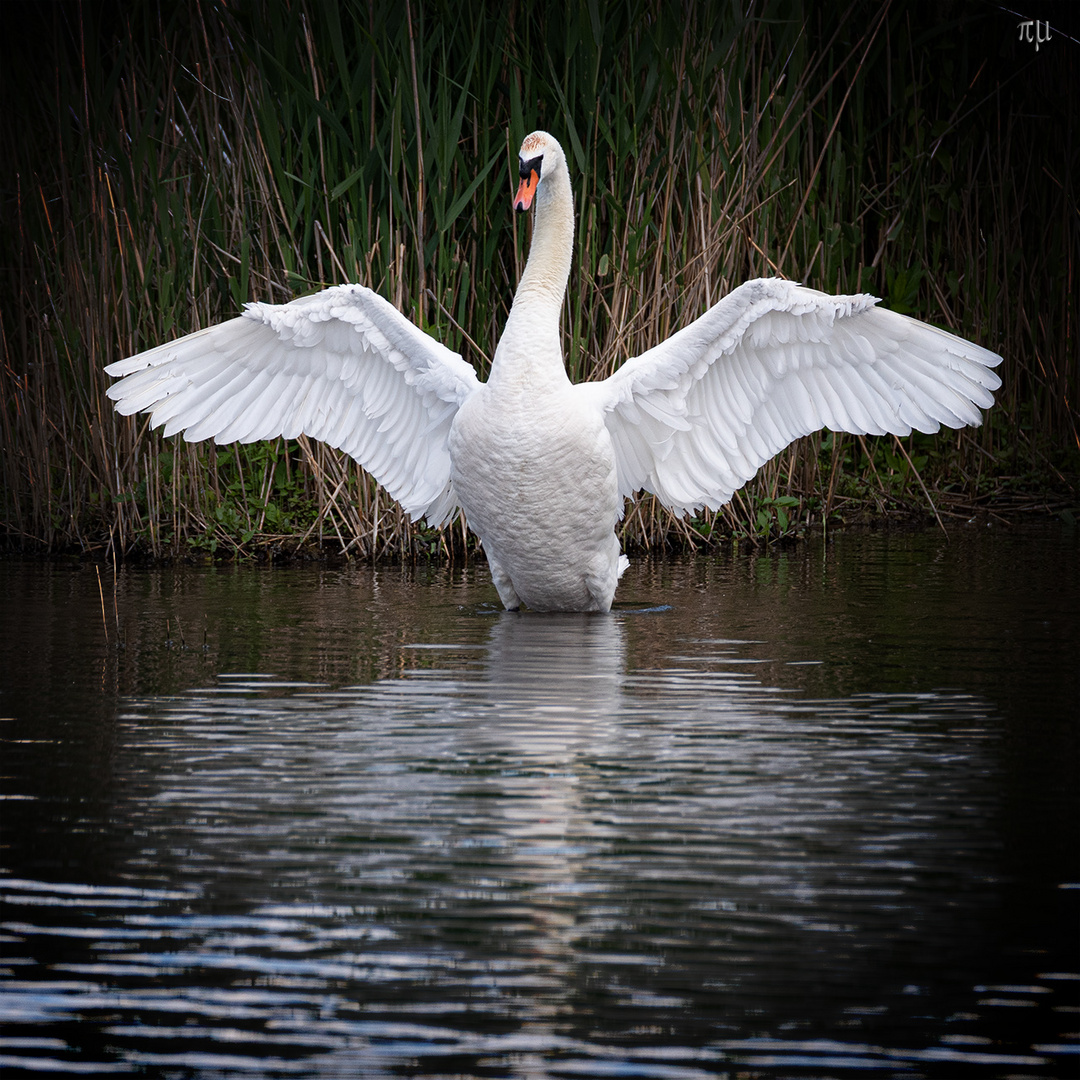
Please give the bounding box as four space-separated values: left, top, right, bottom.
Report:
513 131 565 213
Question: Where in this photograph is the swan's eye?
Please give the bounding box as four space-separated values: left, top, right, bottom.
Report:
519 154 543 180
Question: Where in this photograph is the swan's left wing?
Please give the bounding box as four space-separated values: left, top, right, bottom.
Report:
579 277 1002 516
106 285 482 524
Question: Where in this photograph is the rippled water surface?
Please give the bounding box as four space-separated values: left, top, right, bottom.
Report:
1 525 1077 1078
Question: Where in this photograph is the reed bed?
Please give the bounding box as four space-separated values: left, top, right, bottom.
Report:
2 0 1076 560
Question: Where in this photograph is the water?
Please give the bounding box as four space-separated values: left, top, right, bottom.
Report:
1 524 1077 1078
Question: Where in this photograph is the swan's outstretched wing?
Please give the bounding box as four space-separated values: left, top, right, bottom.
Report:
106 284 482 524
580 277 1002 516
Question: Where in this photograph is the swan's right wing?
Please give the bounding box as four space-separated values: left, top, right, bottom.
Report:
106 284 482 524
581 278 1002 516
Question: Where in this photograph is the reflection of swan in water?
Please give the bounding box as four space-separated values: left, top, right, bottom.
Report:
465 610 626 844
481 611 626 714
459 612 628 1015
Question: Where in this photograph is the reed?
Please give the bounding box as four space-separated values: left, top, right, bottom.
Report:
2 0 1076 559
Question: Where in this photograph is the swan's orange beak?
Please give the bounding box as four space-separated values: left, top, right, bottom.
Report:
514 169 539 212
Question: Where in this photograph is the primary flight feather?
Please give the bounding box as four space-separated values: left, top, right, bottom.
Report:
106 130 1002 612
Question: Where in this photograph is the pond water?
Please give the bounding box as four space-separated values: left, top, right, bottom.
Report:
1 523 1077 1078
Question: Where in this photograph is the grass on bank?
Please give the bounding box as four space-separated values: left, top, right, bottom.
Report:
2 0 1077 561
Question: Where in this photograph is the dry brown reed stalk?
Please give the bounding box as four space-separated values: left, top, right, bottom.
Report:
95 565 109 646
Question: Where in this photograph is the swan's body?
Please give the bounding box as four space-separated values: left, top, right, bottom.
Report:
106 130 1002 612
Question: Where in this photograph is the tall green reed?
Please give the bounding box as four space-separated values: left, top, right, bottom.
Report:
2 0 1075 558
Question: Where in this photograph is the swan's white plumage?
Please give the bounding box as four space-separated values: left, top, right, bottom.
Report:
582 278 1001 515
106 130 1002 612
107 285 480 524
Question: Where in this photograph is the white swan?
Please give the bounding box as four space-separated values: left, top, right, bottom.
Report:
106 130 1002 612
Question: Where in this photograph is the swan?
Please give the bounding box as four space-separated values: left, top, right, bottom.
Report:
106 130 1002 612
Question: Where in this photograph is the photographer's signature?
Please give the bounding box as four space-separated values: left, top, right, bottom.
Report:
1017 19 1052 51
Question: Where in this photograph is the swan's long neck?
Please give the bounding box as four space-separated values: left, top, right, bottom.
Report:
489 162 574 390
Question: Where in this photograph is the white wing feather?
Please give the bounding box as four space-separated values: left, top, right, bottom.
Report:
105 284 481 524
580 278 1003 516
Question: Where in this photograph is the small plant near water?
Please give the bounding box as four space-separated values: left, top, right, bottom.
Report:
746 495 804 541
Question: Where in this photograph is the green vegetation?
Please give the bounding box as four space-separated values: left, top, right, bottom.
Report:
2 0 1076 560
